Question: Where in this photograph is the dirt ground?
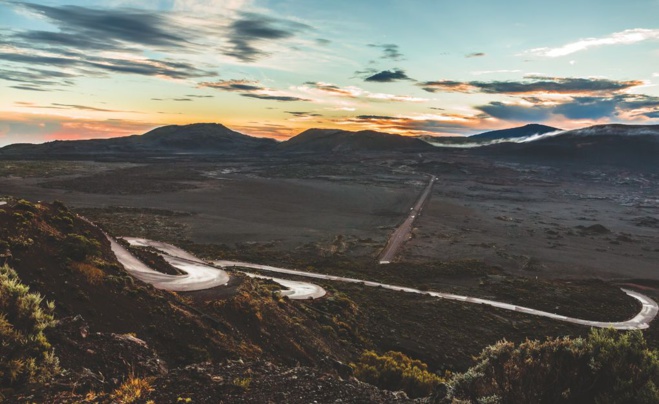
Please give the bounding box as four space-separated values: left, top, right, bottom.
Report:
0 161 418 251
404 156 659 280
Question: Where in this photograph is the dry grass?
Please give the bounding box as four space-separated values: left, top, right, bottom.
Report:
70 262 105 285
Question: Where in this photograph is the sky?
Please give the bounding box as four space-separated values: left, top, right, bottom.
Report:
1 0 658 145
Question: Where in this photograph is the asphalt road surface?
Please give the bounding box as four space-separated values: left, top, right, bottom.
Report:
114 237 325 299
213 259 658 330
379 175 436 264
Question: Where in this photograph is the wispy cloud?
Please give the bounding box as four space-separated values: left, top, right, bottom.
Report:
465 52 485 58
300 82 427 103
223 12 311 62
419 76 643 95
527 28 659 57
368 43 404 61
199 79 310 102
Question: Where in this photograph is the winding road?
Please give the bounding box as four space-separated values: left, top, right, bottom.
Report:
108 236 657 329
379 175 436 264
111 237 325 299
212 260 658 330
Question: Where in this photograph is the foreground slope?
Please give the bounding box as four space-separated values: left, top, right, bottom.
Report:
0 197 404 402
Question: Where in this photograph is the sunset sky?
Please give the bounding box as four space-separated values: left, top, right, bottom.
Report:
1 0 658 145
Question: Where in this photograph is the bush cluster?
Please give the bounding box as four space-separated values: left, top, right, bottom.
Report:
351 350 444 398
446 328 659 403
0 264 59 389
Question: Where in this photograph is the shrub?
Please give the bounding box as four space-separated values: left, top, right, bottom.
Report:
62 233 101 261
111 375 154 403
0 264 59 388
445 328 659 404
70 262 106 285
351 350 444 398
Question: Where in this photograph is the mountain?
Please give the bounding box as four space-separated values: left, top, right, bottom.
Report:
475 124 659 169
471 123 561 140
0 123 276 157
279 128 433 153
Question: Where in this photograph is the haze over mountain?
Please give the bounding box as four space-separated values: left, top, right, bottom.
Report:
471 124 561 140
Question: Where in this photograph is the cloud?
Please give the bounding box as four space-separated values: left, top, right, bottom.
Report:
465 52 485 58
285 111 322 117
337 112 490 136
476 102 553 122
224 12 311 62
368 43 404 61
301 81 428 103
527 28 659 57
241 94 309 102
419 76 643 95
15 3 192 50
199 79 310 102
364 69 414 83
198 79 264 92
476 93 659 122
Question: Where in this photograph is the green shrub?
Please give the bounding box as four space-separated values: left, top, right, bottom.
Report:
0 264 59 388
62 233 101 261
351 350 444 398
445 328 659 404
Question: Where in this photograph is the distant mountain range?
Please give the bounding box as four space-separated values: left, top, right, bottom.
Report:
476 124 659 169
0 122 657 166
278 128 432 153
471 123 561 140
0 123 275 157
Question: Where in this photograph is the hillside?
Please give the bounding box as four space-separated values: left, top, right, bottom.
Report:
471 123 561 140
475 124 659 170
279 129 434 153
0 123 276 158
0 197 409 402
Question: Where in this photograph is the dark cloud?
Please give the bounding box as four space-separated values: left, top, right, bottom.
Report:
186 94 214 98
365 69 414 82
368 43 404 61
419 76 643 95
285 111 322 117
10 85 49 92
200 79 309 102
304 81 356 97
419 80 472 93
199 79 265 92
16 3 190 50
642 111 659 118
466 52 486 58
355 115 399 120
241 94 309 102
0 66 76 87
553 97 617 120
51 103 122 112
316 38 331 45
476 93 658 122
224 13 311 62
476 102 553 121
1 3 218 90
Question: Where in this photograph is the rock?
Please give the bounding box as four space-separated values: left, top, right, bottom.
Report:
576 224 611 235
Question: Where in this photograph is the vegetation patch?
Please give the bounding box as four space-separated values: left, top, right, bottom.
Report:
0 264 59 393
351 350 444 398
